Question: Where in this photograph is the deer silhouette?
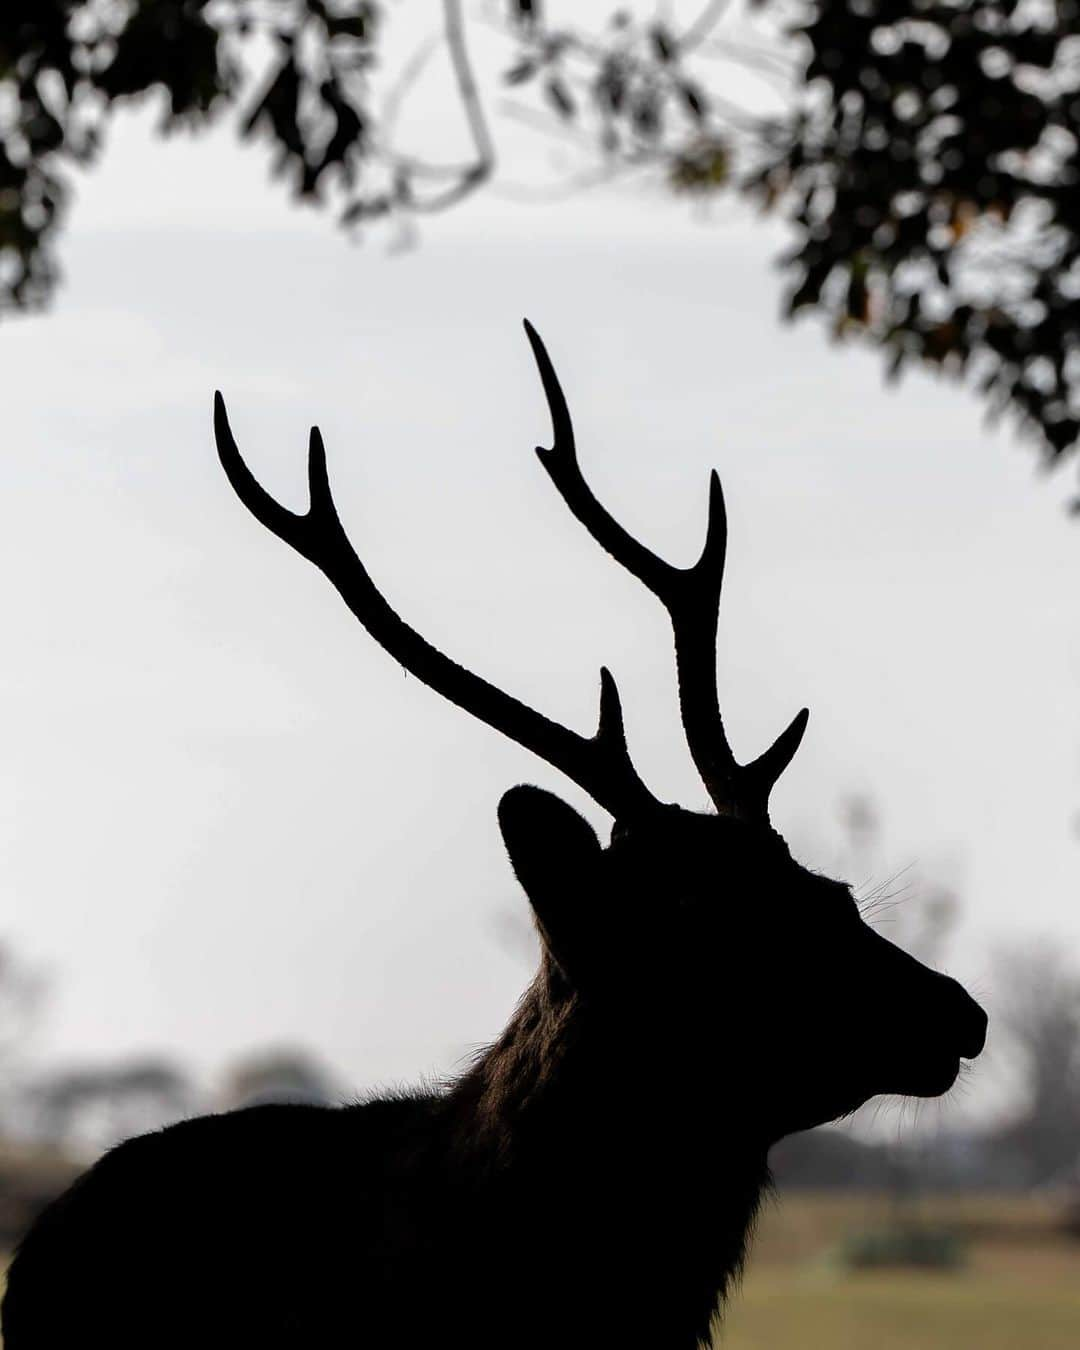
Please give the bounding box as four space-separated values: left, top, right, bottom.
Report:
2 323 987 1350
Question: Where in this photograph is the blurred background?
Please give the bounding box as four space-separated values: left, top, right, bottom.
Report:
1 2 1079 1345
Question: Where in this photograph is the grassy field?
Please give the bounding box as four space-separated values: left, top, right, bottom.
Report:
719 1192 1080 1349
0 1191 1074 1346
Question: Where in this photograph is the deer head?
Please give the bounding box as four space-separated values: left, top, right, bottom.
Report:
215 322 986 1142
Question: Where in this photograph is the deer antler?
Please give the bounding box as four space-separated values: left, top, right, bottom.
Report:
214 394 661 822
523 320 807 821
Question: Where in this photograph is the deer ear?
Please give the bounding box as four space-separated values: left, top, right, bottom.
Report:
498 786 605 977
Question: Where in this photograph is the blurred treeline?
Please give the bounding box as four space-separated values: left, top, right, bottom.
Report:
0 1021 343 1245
0 795 1077 1250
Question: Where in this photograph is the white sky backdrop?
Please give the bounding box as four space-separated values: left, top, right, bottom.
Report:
0 52 1078 1122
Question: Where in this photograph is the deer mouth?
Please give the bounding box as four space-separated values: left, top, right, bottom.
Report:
884 1050 965 1102
910 1056 962 1098
881 992 986 1102
904 1000 986 1098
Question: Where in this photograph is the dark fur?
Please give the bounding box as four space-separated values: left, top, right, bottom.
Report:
3 797 985 1349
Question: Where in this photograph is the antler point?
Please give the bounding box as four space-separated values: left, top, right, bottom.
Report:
596 666 627 742
213 393 238 468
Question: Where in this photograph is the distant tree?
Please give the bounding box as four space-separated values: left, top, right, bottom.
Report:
992 938 1080 1185
835 792 959 968
491 905 540 968
31 1057 197 1155
0 939 46 1136
829 793 965 1215
219 1046 339 1108
0 940 44 1066
3 3 1080 480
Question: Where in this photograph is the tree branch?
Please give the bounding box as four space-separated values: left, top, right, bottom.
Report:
403 0 495 213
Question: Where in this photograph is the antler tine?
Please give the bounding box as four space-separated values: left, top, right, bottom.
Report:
214 391 660 823
523 321 807 820
742 707 810 814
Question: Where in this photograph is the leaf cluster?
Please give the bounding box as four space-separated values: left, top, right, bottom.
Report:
4 1 1080 475
504 6 719 170
0 1 377 307
749 0 1080 468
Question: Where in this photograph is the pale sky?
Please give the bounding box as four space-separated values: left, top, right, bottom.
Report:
0 79 1077 1123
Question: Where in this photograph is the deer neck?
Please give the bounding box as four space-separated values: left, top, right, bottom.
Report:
454 959 770 1209
444 961 770 1329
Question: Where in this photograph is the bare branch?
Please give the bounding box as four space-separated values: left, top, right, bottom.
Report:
677 0 738 55
403 0 496 214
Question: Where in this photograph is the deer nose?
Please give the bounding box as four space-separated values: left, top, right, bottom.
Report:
945 978 987 1059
